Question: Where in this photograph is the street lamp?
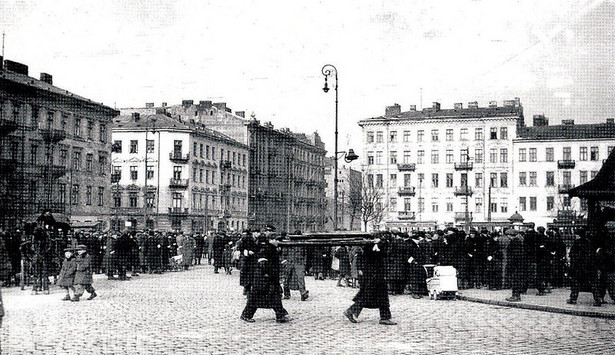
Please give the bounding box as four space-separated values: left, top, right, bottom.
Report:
322 64 358 231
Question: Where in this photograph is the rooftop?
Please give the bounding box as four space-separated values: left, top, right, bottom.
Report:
519 122 615 140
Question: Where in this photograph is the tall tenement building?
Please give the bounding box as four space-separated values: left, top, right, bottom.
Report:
111 112 249 233
0 57 117 230
359 99 615 231
324 158 362 231
122 101 327 232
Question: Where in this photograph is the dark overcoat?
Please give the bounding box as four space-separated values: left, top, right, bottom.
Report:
237 235 258 287
506 237 527 292
74 253 93 285
102 236 117 271
334 246 351 276
57 257 76 287
352 241 390 309
246 242 283 309
213 235 227 268
310 246 331 274
385 237 410 282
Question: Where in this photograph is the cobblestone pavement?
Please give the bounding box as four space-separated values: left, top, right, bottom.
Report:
2 266 615 354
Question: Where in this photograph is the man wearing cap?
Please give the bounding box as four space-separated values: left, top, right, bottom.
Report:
505 229 527 302
74 245 97 301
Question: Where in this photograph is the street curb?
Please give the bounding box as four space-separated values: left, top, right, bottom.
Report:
456 295 615 319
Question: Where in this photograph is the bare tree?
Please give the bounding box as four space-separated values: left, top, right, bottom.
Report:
349 173 386 231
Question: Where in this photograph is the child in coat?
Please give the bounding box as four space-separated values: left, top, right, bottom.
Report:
57 248 77 301
74 245 97 301
223 241 234 275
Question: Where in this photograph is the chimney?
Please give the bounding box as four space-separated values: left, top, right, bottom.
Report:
489 101 497 108
503 100 516 107
4 60 29 75
40 73 53 85
468 101 478 109
432 102 441 111
454 103 463 109
409 105 416 111
132 112 140 121
161 102 167 107
607 118 614 125
235 111 245 118
385 104 401 116
562 119 574 126
533 114 548 127
213 102 227 111
155 108 166 115
200 100 212 109
182 100 194 107
145 102 155 108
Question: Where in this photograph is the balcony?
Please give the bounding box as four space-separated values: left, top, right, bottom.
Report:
398 211 416 220
169 152 190 163
397 163 416 171
454 186 473 196
454 162 473 171
558 160 576 169
39 128 66 142
454 212 473 221
220 160 232 169
168 207 189 216
169 178 189 188
0 118 18 136
558 184 574 194
398 187 416 196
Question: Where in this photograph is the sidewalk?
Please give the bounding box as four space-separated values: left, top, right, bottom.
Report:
457 287 615 319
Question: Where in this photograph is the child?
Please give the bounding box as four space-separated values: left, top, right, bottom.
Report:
57 247 77 301
74 245 97 301
223 241 234 275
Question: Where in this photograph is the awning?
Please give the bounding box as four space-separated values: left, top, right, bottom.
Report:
568 148 615 199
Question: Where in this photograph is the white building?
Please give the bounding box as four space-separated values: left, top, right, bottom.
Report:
324 158 362 231
111 112 249 233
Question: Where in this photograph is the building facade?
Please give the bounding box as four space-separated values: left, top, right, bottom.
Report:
0 57 117 230
111 113 249 233
324 158 362 231
121 101 327 233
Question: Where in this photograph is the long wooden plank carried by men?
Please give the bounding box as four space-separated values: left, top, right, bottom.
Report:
286 231 373 240
276 238 376 247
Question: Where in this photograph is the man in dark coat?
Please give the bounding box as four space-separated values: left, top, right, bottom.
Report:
281 242 309 301
385 235 410 295
213 233 227 274
240 234 289 323
484 232 503 290
115 232 133 280
31 227 51 294
549 229 567 288
535 226 553 295
237 231 258 295
311 245 331 280
344 236 397 325
567 229 601 306
506 229 527 302
406 234 427 298
194 233 205 265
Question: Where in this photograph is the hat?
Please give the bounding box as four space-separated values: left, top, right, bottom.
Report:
76 245 87 250
505 228 518 236
63 247 74 252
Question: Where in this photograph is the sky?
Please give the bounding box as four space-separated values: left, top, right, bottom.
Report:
1 0 615 156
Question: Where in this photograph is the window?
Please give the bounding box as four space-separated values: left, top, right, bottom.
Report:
530 196 537 211
518 148 526 162
30 145 38 164
489 148 497 163
432 203 439 213
86 186 92 205
447 202 454 212
367 152 374 165
417 130 424 142
87 120 93 140
546 147 554 162
376 174 383 188
71 185 79 205
475 148 483 164
403 151 411 163
417 150 424 164
390 174 397 187
375 151 383 164
130 166 138 180
431 129 439 141
519 172 527 186
519 197 526 211
130 140 138 154
591 170 599 179
563 196 571 207
367 131 374 143
500 172 508 188
446 150 454 164
367 174 374 187
490 173 498 187
501 200 508 213
547 196 554 211
404 174 411 187
404 198 412 211
376 131 383 143
500 127 508 140
431 150 439 164
460 128 468 141
86 154 93 172
418 173 424 186
529 148 537 162
46 111 54 128
546 171 555 186
72 151 81 171
146 194 154 209
113 140 122 153
500 148 508 163
99 155 107 175
59 184 66 204
446 129 454 141
563 147 571 160
529 172 537 186
199 169 204 183
490 127 497 140
475 197 483 212
563 171 572 185
579 171 588 184
74 118 82 137
446 173 453 188
490 202 497 213
579 147 588 161
475 173 483 188
193 142 198 156
460 148 469 163
475 128 483 141
432 173 439 188
390 197 397 209
418 198 424 213
31 106 39 128
200 143 204 158
403 131 411 142
129 193 138 208
390 131 397 142
591 146 599 161
100 123 107 143
390 151 397 165
146 140 154 154
206 145 210 159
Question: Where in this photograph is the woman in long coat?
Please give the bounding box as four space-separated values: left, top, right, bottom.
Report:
344 237 396 325
178 234 195 270
102 234 118 279
334 246 351 287
349 246 362 288
213 233 227 273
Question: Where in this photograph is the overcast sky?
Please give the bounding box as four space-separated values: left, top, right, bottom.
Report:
2 0 614 155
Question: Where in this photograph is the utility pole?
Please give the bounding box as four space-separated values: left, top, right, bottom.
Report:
2 32 5 57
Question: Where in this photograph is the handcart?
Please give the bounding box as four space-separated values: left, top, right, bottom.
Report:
424 265 458 300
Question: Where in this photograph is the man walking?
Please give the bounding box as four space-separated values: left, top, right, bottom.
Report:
281 238 309 301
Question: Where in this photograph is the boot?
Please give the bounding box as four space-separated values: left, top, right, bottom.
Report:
71 296 80 302
301 290 309 301
61 294 71 301
87 291 97 300
379 319 397 325
343 309 357 323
